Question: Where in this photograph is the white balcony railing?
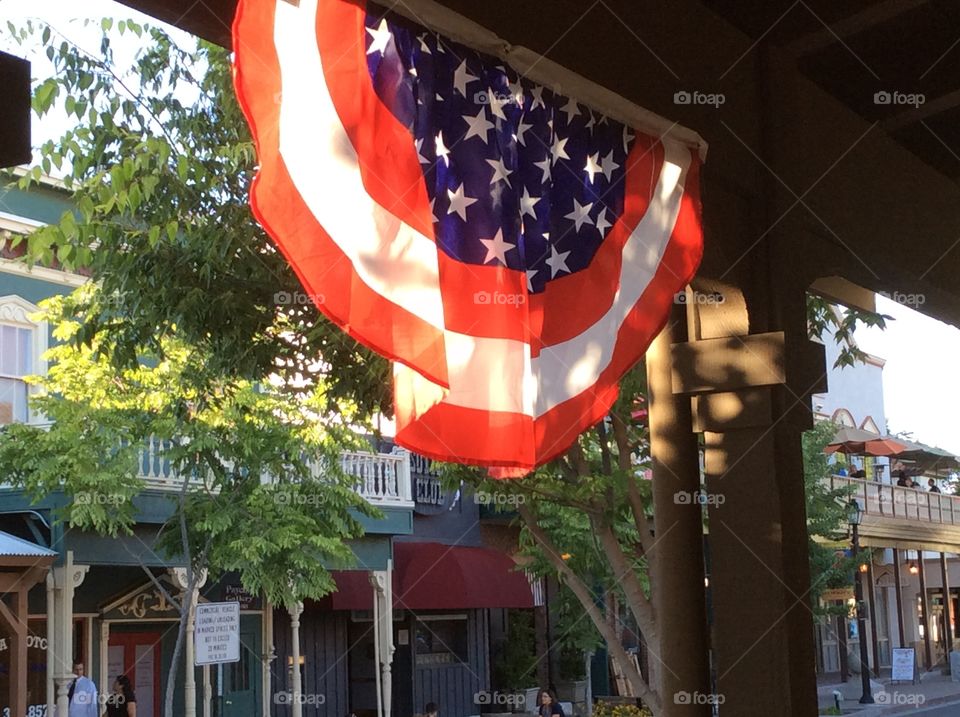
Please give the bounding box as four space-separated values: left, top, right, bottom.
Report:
827 474 960 525
10 429 413 508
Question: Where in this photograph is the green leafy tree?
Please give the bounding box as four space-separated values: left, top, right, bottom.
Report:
2 19 389 717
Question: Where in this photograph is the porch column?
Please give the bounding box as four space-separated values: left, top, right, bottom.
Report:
867 561 881 674
99 621 110 702
371 562 395 717
262 600 275 717
941 553 953 665
0 585 29 717
289 601 304 717
918 553 933 669
47 573 55 717
51 551 89 717
647 303 710 716
171 567 208 717
893 548 906 646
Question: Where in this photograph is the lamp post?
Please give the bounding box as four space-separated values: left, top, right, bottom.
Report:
849 499 874 704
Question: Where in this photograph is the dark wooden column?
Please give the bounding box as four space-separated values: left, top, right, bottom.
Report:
647 305 710 716
941 553 954 661
0 587 28 717
918 554 933 669
867 561 881 674
893 549 906 646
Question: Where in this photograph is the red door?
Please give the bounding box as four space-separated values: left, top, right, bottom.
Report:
107 630 163 717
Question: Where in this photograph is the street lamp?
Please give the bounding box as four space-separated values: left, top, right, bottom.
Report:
848 499 874 704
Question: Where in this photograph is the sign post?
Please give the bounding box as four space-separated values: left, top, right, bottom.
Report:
891 648 916 684
194 601 241 666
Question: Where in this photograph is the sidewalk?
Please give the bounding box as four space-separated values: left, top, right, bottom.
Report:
818 670 960 715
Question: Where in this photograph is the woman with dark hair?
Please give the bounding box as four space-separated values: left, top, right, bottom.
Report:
106 674 137 717
536 688 564 716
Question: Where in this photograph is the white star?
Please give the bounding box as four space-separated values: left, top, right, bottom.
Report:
584 153 602 184
435 131 451 166
446 183 477 221
418 35 431 53
600 150 620 181
534 157 552 183
560 96 580 123
408 65 418 78
453 60 478 97
486 157 513 187
436 93 444 102
530 85 546 110
526 268 538 291
479 229 515 266
520 187 541 219
564 199 594 232
585 110 596 132
487 88 508 121
462 109 494 143
546 245 571 278
509 78 525 106
429 198 438 223
550 135 570 165
414 138 429 164
596 208 612 234
622 126 633 155
366 20 393 56
515 117 533 147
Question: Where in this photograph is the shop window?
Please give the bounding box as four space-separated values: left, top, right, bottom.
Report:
415 615 468 666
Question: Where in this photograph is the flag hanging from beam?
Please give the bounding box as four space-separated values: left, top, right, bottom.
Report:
233 0 704 476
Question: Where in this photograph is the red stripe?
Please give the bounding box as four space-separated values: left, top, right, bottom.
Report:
394 148 703 474
233 0 449 386
314 0 435 240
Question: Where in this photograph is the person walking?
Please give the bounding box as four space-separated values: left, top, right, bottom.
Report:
106 674 137 717
67 662 98 717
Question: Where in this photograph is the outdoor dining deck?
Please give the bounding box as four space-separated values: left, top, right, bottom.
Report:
828 474 960 525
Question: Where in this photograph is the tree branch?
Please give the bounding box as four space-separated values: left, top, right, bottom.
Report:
518 503 661 712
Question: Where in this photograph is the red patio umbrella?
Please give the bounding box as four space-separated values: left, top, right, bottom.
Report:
825 427 908 457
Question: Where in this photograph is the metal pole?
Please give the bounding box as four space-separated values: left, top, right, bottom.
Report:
866 562 881 675
919 553 933 670
853 524 874 703
290 602 303 717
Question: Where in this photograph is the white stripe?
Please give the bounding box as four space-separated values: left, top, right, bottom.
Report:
406 140 690 418
274 0 446 331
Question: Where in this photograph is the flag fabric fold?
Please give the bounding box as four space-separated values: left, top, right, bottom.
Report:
233 0 705 476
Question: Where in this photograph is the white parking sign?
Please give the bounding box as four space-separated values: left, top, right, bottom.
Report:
194 601 241 665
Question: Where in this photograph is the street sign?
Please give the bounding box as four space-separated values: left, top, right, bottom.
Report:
194 601 241 665
891 648 916 683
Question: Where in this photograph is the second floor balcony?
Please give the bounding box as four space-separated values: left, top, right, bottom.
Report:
826 474 960 551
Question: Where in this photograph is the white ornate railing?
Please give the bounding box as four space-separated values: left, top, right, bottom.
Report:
11 426 414 508
827 474 960 525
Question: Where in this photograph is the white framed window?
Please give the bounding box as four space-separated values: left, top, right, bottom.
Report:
0 295 48 425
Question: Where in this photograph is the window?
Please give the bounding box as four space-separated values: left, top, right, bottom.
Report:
0 324 34 424
0 296 47 426
415 615 468 666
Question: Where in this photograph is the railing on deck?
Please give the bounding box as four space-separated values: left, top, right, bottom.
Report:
827 474 960 525
16 425 413 507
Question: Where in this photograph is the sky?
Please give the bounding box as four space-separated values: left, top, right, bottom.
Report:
2 1 959 456
855 296 960 455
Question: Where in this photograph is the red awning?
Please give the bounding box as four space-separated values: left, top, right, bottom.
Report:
331 542 534 610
